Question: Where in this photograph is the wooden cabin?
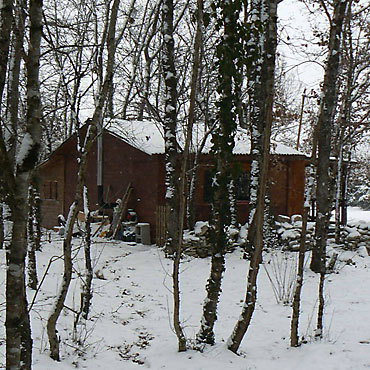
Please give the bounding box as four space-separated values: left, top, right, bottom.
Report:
38 120 307 243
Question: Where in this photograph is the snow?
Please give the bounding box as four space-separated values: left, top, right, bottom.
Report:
1 208 370 369
347 207 370 225
16 133 34 166
105 119 307 157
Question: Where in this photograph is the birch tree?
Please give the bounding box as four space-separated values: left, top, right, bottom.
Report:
0 1 43 369
162 0 180 257
0 0 14 253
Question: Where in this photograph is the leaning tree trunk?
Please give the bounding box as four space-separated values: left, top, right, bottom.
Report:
310 0 349 273
228 0 279 354
47 123 97 361
47 0 120 361
162 0 180 258
197 0 241 346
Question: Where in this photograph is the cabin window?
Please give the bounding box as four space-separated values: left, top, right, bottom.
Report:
203 170 213 203
235 171 250 201
203 170 250 202
43 180 58 200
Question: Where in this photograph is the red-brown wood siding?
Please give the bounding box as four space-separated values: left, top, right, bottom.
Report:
38 155 65 228
38 129 306 242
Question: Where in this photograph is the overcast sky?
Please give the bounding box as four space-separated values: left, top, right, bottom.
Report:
277 0 326 90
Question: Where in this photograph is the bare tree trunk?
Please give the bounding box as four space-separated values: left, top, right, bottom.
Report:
4 1 43 369
27 184 38 290
5 0 26 158
0 204 4 249
81 187 93 320
7 188 33 370
290 166 314 347
334 147 343 243
228 0 279 354
310 0 349 273
197 0 241 346
137 2 161 120
47 0 121 360
73 187 93 333
316 269 325 338
0 0 13 106
161 0 186 352
171 0 204 353
47 124 97 361
162 0 180 257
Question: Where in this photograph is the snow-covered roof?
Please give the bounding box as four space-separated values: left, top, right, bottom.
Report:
105 119 306 157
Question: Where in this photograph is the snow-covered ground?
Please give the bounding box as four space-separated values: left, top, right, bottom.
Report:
1 207 370 370
347 206 370 224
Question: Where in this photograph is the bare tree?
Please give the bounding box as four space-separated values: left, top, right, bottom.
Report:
0 1 43 369
228 0 281 354
47 0 121 360
310 0 349 273
197 0 242 346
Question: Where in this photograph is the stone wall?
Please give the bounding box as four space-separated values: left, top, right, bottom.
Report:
181 216 370 258
275 214 370 252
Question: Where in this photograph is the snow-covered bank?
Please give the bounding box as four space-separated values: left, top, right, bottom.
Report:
1 210 370 370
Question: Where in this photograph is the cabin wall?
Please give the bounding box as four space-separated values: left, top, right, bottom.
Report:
39 155 65 228
38 130 305 243
193 156 305 225
287 159 305 215
39 132 161 242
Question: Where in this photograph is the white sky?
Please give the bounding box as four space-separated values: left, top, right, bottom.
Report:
277 0 326 90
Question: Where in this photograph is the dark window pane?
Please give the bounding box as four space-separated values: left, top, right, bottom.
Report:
235 172 250 201
204 170 213 203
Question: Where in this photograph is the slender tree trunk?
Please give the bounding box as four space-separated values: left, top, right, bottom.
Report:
34 183 42 251
5 0 26 158
162 0 180 257
81 187 93 320
6 178 33 370
316 269 325 338
197 0 241 346
228 0 279 354
161 0 186 351
47 0 120 360
171 0 204 352
290 166 314 347
0 204 4 249
137 3 160 120
73 187 93 334
27 185 38 290
0 0 13 107
47 125 97 361
310 0 349 273
334 147 343 243
5 1 43 369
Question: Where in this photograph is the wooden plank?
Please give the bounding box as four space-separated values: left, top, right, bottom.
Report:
156 205 166 247
108 183 133 239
